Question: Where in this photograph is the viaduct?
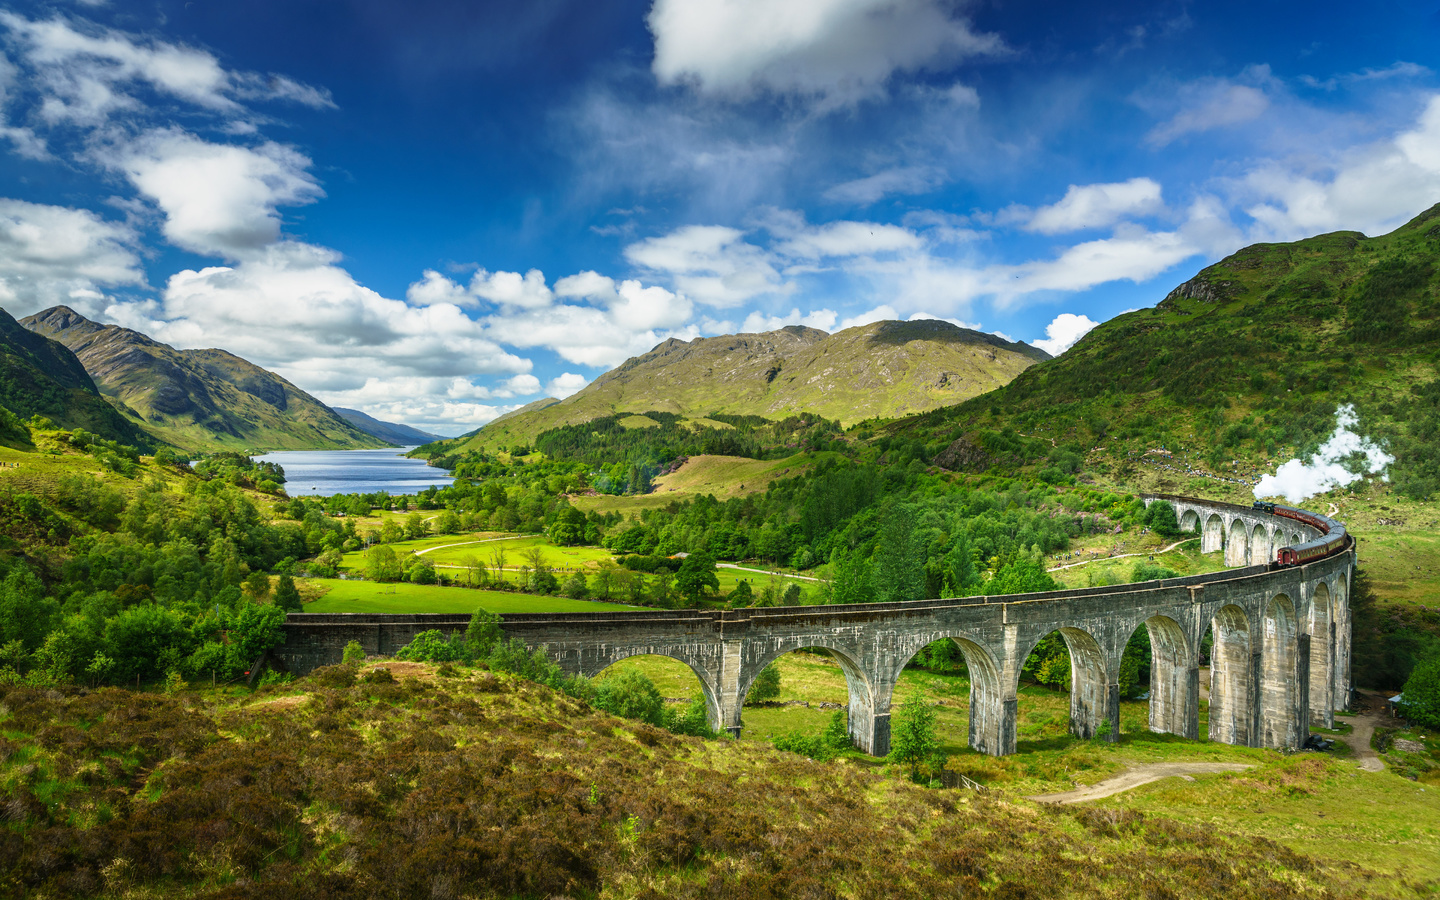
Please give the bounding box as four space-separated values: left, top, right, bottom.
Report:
275 495 1354 758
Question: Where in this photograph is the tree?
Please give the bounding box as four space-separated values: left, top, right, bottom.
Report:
593 670 665 727
342 640 366 666
829 546 875 605
888 690 939 781
273 574 302 612
365 545 403 583
728 579 754 607
675 552 720 607
562 571 589 599
1144 500 1181 537
409 559 438 584
872 504 926 603
1399 653 1440 729
435 509 460 534
745 662 781 704
592 562 618 600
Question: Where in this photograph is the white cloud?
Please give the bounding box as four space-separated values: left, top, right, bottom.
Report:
1236 93 1440 239
0 13 332 126
109 129 321 258
554 270 616 299
823 165 946 204
994 226 1197 306
771 218 922 260
0 197 145 317
138 241 531 395
838 304 899 330
1025 178 1164 234
625 225 784 307
469 268 554 309
406 269 473 307
739 307 838 333
1031 313 1098 356
547 372 589 399
1145 67 1274 147
648 0 1003 105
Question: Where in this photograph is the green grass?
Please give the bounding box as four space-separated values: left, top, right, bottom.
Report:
1049 541 1230 589
301 578 641 613
651 453 830 499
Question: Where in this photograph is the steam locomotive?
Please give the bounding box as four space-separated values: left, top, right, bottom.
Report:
1252 501 1349 566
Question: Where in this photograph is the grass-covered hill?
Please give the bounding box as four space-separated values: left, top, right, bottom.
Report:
0 307 147 448
332 407 447 445
437 319 1048 455
894 204 1440 500
21 306 387 453
0 665 1378 900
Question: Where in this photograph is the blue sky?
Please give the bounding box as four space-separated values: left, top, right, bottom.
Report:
1 0 1438 435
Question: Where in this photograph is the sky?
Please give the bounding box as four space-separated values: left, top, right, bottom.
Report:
1 0 1438 436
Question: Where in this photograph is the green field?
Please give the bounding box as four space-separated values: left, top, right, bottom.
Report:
302 578 642 613
1048 540 1230 588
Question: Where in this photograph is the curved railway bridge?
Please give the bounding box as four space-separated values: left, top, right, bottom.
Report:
276 495 1354 757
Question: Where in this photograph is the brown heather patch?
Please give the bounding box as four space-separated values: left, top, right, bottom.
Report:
0 675 1371 900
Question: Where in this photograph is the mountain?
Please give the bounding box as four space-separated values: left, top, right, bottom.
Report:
0 306 149 446
21 306 388 453
893 203 1440 500
333 407 448 445
439 320 1048 454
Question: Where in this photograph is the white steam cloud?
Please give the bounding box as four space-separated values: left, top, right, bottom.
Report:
1253 404 1392 504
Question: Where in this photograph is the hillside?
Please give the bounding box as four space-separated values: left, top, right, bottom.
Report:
22 306 388 453
894 203 1440 502
0 307 147 447
438 320 1048 454
333 407 447 445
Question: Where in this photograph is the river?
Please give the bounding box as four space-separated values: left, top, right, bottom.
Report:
254 447 454 497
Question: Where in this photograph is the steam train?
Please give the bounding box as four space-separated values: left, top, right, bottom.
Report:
1251 501 1349 566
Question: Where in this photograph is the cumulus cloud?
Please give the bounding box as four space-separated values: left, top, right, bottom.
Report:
1031 313 1098 356
648 0 1003 105
1254 404 1393 504
823 165 946 205
624 225 784 307
137 241 531 394
739 307 838 333
1145 66 1275 147
0 197 145 316
1236 93 1440 240
108 129 322 258
469 268 554 310
546 372 589 398
1025 178 1164 234
0 12 332 126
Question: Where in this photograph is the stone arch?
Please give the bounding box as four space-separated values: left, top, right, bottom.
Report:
1179 509 1201 534
1209 604 1253 746
591 649 723 730
1249 523 1271 566
1203 514 1225 554
1261 593 1306 749
1141 614 1197 739
884 633 1006 756
1018 626 1115 742
1308 582 1334 726
1225 518 1250 567
740 642 879 753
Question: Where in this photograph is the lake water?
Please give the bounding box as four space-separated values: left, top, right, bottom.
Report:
255 447 454 497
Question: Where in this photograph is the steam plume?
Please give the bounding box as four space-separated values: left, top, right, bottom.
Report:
1253 404 1392 504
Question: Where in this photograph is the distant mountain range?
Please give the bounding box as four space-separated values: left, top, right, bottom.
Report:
0 307 148 446
438 319 1049 455
333 407 448 446
22 306 387 453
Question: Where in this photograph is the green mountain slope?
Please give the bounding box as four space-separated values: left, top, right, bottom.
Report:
333 407 448 445
0 306 147 446
438 320 1048 455
21 306 388 453
894 203 1440 499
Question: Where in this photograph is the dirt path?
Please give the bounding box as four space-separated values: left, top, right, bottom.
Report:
413 534 536 557
718 563 820 582
1027 762 1253 803
1048 537 1200 572
1336 690 1388 773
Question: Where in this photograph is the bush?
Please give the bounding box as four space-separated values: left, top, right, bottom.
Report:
592 670 666 727
342 639 366 666
1399 653 1440 729
745 662 781 704
396 629 465 663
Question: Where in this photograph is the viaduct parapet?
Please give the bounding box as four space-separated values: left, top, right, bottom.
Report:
275 496 1354 758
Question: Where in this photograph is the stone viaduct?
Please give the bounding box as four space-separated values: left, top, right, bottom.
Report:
275 496 1354 758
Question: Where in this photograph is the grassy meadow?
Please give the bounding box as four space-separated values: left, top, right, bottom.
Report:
300 577 640 614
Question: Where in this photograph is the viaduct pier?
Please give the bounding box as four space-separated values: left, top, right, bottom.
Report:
275 496 1354 757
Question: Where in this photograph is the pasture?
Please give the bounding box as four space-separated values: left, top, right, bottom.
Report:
301 577 640 614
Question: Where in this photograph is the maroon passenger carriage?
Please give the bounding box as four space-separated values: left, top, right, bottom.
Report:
1252 500 1350 566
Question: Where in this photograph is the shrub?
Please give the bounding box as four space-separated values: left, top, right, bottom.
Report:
341 640 366 666
396 629 465 663
592 670 666 727
1399 653 1440 729
744 662 781 705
